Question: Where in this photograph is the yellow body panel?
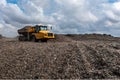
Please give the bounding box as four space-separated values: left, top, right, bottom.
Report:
32 30 55 40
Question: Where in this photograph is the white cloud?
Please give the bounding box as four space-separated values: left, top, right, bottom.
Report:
113 2 120 11
105 21 113 26
0 24 4 29
0 0 120 37
52 0 120 35
0 0 7 5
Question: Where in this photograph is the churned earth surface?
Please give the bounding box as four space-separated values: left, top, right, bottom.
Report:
0 34 120 79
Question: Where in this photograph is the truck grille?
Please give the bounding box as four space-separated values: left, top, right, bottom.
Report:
48 33 53 36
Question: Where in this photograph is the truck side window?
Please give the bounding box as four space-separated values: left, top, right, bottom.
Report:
35 26 40 32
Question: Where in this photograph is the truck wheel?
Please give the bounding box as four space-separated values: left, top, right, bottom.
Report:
32 36 39 42
18 36 26 41
41 39 47 42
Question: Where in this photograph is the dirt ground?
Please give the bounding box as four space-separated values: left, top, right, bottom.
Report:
0 34 120 79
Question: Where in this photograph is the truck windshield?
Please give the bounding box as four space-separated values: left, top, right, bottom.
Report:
40 26 47 30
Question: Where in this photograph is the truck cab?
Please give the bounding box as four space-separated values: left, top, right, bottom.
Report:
32 25 55 42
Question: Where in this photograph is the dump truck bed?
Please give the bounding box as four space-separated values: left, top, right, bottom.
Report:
18 26 34 34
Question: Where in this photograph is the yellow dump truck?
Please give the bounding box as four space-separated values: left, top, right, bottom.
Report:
18 24 55 42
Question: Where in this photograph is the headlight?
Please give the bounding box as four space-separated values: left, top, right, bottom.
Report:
48 33 53 36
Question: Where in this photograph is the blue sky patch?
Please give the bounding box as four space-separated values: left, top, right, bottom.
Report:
6 0 18 4
109 0 117 3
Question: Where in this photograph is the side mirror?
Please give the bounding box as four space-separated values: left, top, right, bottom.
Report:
50 26 52 30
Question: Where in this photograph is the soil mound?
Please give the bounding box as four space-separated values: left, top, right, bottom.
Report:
48 34 72 42
49 33 116 42
65 34 118 41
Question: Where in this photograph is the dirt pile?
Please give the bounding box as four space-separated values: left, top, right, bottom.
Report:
49 34 120 42
48 34 72 42
65 34 119 41
0 34 120 79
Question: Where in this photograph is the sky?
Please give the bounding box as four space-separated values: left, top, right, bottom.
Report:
0 0 120 37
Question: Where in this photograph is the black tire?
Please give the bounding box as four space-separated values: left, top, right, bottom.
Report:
41 39 47 42
32 36 39 42
18 36 26 41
